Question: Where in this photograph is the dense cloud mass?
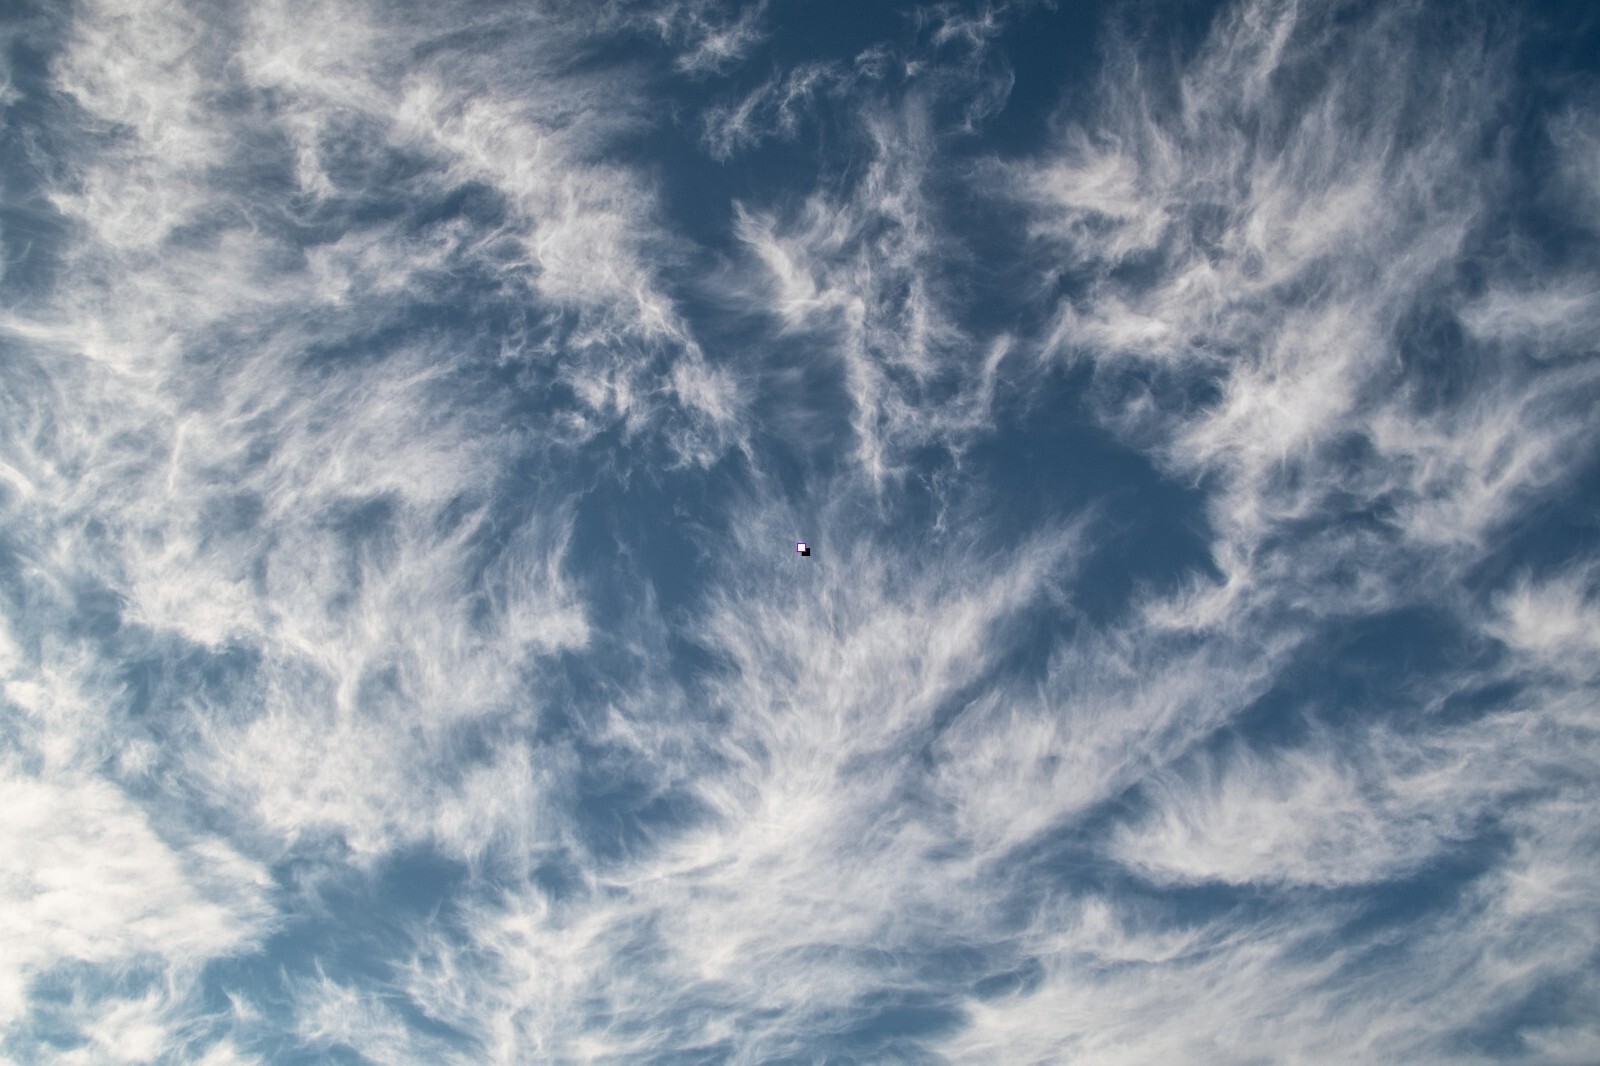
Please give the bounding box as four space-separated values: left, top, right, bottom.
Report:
1 0 1598 1061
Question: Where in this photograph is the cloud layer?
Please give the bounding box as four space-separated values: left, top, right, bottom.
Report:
2 0 1598 1061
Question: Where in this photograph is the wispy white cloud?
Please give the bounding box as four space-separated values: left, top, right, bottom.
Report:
938 0 1600 1057
1013 1 1558 539
1460 281 1600 354
640 0 771 76
4 0 1598 1060
701 59 858 159
937 684 1600 1063
700 0 1022 155
228 487 1071 1060
0 0 737 1054
729 96 1017 483
1491 563 1600 682
291 967 450 1063
0 767 272 1037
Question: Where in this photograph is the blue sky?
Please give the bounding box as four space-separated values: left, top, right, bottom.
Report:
2 0 1599 1061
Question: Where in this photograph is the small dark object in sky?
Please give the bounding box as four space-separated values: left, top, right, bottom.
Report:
796 541 810 556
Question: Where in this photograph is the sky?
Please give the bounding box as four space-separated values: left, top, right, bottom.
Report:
1 0 1599 1062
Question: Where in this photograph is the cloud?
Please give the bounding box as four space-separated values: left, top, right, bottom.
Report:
336 496 1088 1060
701 60 857 159
0 0 732 1053
1008 0 1600 568
640 0 771 76
936 687 1600 1062
1108 716 1519 889
3 0 1599 1060
0 767 272 1044
1490 563 1600 682
729 98 1016 484
1460 281 1600 354
292 967 450 1062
